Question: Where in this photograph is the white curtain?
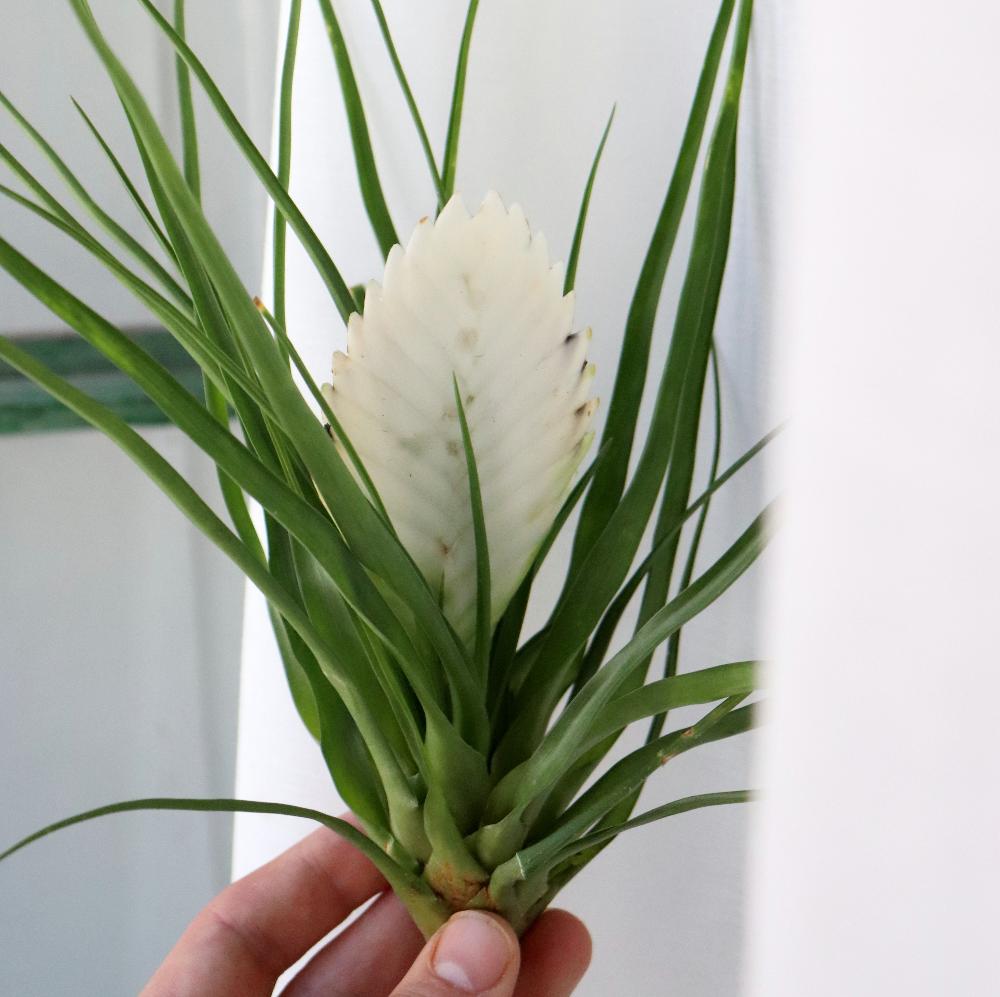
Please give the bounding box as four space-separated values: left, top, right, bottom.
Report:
746 3 1000 994
234 2 773 994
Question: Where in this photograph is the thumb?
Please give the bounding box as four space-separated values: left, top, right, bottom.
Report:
390 910 521 997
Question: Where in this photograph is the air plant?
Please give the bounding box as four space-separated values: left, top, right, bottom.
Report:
0 0 771 940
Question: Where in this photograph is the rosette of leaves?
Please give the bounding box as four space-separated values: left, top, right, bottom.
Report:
0 0 771 937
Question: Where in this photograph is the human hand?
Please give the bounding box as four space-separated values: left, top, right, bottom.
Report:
142 819 591 996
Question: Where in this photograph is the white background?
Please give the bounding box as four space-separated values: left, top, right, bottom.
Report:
747 3 1000 994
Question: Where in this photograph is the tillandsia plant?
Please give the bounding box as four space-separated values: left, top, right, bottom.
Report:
0 0 773 940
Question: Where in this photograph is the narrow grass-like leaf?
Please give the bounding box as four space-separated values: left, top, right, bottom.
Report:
288 534 417 781
0 335 352 697
255 298 390 523
454 376 491 679
0 331 429 846
0 182 280 418
277 529 425 843
479 507 772 865
370 0 444 201
570 0 737 564
273 0 302 333
0 89 187 304
71 99 176 266
529 507 770 795
172 0 200 200
72 0 482 738
441 0 481 202
565 105 615 295
573 345 735 832
648 343 726 734
0 796 448 936
593 661 757 742
267 604 322 740
507 0 751 762
173 0 266 550
0 141 77 226
540 703 757 887
550 790 754 866
509 697 751 878
129 0 356 320
632 150 736 683
488 442 611 717
265 527 394 833
315 0 398 258
591 6 753 854
0 233 444 716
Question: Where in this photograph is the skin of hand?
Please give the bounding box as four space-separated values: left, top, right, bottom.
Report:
141 818 592 997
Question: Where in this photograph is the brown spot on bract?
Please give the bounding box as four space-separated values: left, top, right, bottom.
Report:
446 439 461 457
438 539 451 556
419 215 429 224
459 326 479 349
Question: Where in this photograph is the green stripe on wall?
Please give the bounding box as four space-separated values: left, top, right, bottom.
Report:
0 327 203 434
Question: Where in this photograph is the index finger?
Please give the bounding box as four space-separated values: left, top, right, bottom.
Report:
141 816 385 996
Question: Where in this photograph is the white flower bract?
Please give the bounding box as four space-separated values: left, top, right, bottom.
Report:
322 192 597 647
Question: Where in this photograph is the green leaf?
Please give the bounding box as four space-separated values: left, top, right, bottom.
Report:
566 414 767 700
0 182 271 416
634 343 726 751
586 5 754 854
270 523 404 835
315 0 399 258
255 298 390 524
522 507 772 805
550 789 755 867
273 0 303 333
454 376 492 679
0 89 187 304
0 235 433 710
129 0 356 321
535 660 758 832
504 0 752 764
536 700 758 885
71 99 177 266
267 602 322 741
479 506 773 865
0 329 441 862
172 0 200 201
570 0 737 563
501 698 754 881
0 334 351 698
71 0 483 739
565 105 615 295
441 0 481 203
593 661 758 742
0 796 449 937
488 442 611 719
630 106 740 697
370 0 444 201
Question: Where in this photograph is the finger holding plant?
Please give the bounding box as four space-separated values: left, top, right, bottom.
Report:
0 0 770 946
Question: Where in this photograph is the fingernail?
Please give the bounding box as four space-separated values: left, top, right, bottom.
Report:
432 911 513 992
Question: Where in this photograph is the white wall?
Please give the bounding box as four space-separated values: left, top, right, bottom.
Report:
0 1 279 992
233 3 774 995
0 429 244 994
